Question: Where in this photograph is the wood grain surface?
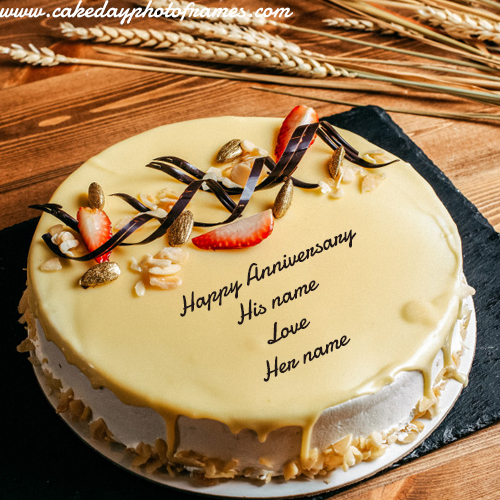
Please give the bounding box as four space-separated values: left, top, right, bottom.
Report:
1 1 499 498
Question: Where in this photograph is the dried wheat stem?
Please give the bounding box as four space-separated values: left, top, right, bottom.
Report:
330 56 500 82
417 7 500 45
4 43 500 107
252 86 500 123
323 17 396 34
421 0 500 23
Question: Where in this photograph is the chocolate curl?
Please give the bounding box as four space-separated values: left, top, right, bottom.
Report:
147 156 242 196
40 212 156 261
110 193 159 214
318 122 398 168
150 123 320 195
29 204 79 231
257 123 319 190
113 181 236 217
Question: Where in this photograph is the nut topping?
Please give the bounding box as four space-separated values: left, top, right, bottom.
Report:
216 139 243 163
328 146 345 180
273 179 293 219
167 210 194 246
88 182 105 209
79 261 121 288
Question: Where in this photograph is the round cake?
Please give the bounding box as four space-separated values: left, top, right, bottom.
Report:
19 110 474 484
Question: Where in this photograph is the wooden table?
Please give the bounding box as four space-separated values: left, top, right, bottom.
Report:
1 1 499 498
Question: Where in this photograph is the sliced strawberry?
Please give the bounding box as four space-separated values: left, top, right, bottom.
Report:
192 210 274 250
77 207 113 262
274 105 319 161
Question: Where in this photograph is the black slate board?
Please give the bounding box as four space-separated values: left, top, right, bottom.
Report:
2 106 499 500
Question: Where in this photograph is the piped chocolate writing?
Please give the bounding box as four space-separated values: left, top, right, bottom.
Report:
180 280 243 317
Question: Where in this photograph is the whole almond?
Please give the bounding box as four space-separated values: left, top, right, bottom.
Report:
79 262 120 288
216 139 243 164
328 146 345 180
168 210 194 246
273 179 293 219
88 182 105 209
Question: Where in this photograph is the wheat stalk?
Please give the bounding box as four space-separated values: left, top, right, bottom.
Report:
322 0 500 68
417 7 500 45
323 17 396 34
60 23 353 78
129 42 355 78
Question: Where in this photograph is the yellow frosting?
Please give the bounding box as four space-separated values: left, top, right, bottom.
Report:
27 116 463 461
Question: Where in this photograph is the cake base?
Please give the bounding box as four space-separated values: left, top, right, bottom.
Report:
32 298 476 498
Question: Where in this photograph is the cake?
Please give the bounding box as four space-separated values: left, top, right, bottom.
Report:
18 107 475 485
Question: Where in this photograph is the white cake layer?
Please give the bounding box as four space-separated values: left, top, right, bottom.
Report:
31 306 467 475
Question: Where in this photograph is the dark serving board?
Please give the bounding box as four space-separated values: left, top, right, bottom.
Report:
2 106 499 499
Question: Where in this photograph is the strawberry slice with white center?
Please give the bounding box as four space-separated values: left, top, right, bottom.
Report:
274 105 319 162
192 210 274 250
77 207 113 263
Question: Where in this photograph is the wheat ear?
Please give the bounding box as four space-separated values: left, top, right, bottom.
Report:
0 44 77 66
176 20 301 54
323 17 396 35
130 42 355 78
417 7 500 46
60 22 198 48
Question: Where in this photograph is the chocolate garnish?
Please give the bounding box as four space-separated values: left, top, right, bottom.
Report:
147 167 237 213
147 157 241 196
149 123 321 195
110 193 153 214
318 122 398 168
29 204 79 231
257 123 319 190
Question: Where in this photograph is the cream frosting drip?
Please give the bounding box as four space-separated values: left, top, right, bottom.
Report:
27 117 463 462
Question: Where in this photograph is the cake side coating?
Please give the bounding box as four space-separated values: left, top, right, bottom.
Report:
21 307 470 479
25 116 465 475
